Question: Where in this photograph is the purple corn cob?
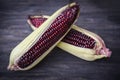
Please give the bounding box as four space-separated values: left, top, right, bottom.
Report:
28 15 112 60
16 4 79 69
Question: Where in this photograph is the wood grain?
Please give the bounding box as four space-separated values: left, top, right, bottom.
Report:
0 0 120 80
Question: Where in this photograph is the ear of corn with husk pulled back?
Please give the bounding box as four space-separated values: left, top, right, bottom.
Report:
27 15 112 61
8 2 80 71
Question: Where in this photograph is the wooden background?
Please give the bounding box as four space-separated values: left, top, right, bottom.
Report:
0 0 120 80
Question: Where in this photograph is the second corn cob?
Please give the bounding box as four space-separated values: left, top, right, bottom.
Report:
27 15 111 61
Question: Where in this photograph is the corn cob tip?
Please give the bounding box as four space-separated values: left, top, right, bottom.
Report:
7 64 19 71
99 47 112 57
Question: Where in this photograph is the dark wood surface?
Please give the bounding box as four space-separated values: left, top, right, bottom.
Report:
0 0 120 80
